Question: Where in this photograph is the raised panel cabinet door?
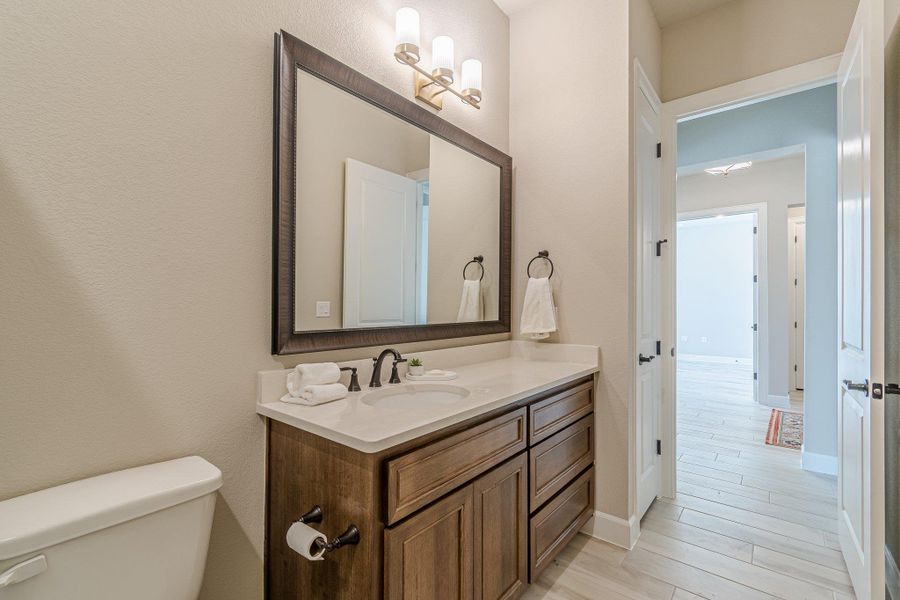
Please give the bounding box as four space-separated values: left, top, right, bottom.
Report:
386 408 527 524
473 454 528 600
384 485 475 600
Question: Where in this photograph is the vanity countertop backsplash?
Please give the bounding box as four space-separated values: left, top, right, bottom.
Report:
257 340 599 452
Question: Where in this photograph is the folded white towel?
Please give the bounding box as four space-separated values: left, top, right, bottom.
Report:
457 279 483 322
286 362 341 397
280 383 348 406
520 277 557 340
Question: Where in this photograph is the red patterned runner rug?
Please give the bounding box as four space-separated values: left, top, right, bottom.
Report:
765 409 803 450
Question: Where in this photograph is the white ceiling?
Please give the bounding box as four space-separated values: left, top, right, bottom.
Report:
647 0 735 27
495 0 736 26
492 0 541 16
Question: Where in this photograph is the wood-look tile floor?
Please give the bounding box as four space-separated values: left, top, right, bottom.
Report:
523 358 852 600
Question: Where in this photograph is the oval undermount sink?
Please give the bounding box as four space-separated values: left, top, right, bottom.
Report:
361 384 470 410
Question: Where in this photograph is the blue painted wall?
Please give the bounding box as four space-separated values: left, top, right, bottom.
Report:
677 84 838 459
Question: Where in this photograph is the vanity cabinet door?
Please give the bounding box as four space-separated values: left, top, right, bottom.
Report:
384 485 475 600
473 454 528 600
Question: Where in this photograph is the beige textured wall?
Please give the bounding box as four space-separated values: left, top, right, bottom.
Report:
426 136 501 323
510 0 631 519
0 1 508 598
295 70 430 330
630 0 662 92
661 0 858 101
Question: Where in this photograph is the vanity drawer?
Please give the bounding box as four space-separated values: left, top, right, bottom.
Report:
529 467 594 582
529 415 594 509
386 408 527 524
528 380 593 444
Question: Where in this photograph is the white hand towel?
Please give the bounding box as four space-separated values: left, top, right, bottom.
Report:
286 362 341 397
519 277 557 340
280 383 348 406
457 279 483 322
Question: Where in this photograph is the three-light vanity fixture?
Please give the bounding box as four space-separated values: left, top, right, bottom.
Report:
394 7 482 110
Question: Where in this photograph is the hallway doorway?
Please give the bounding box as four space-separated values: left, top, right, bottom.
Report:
676 211 759 402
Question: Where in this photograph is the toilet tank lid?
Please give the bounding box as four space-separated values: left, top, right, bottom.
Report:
0 456 222 560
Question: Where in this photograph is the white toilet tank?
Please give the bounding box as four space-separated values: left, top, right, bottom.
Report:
0 456 222 600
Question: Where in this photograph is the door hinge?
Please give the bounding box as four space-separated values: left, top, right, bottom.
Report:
754 372 758 380
656 340 662 355
795 278 798 286
656 439 662 455
873 383 900 399
794 364 798 372
794 321 797 328
753 274 758 283
753 226 758 234
656 142 661 158
752 323 758 331
795 235 798 243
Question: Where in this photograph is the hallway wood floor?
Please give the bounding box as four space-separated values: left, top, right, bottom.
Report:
523 358 851 600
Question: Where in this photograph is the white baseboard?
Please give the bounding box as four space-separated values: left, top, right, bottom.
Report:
801 446 837 475
678 353 753 365
763 394 790 409
581 510 640 549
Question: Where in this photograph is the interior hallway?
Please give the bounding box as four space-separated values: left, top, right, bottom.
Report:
523 358 850 600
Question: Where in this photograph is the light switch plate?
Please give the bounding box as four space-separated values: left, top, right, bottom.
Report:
316 301 331 318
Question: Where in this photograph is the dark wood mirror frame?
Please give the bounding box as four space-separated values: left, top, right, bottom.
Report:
272 31 512 355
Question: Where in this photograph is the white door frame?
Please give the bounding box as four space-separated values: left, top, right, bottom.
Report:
676 204 767 408
656 54 841 499
788 213 806 391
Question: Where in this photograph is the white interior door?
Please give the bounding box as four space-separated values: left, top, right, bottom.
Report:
836 1 885 597
790 219 806 391
635 65 663 519
343 158 418 328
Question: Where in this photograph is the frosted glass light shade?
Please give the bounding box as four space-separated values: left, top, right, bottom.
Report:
461 59 482 92
395 8 420 48
431 36 454 72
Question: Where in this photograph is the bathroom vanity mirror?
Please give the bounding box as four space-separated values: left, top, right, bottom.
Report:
273 31 511 354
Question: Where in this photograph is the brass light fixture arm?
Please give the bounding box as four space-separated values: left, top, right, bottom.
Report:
394 51 481 110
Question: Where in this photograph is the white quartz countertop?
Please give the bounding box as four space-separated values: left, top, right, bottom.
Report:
257 350 598 453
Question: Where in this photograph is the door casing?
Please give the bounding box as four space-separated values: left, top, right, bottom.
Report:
653 55 841 501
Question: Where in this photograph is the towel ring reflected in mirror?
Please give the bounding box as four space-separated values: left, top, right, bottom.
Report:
463 255 485 281
526 250 554 279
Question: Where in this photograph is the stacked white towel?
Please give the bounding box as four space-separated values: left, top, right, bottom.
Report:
519 277 557 340
281 362 348 406
457 279 483 322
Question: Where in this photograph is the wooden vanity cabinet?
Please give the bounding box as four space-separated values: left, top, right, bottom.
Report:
384 453 528 600
265 376 594 600
473 453 529 600
385 484 475 600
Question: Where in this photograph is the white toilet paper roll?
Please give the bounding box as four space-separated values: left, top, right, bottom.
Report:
286 521 328 561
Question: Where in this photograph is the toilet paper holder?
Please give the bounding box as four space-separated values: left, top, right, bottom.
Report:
293 505 361 554
295 505 323 525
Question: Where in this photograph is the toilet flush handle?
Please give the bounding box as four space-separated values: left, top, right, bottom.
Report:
0 554 47 588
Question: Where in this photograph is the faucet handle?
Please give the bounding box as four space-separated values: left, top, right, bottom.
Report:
389 358 407 384
340 367 361 392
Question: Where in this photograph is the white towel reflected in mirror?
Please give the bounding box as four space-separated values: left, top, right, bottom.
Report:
457 279 483 322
